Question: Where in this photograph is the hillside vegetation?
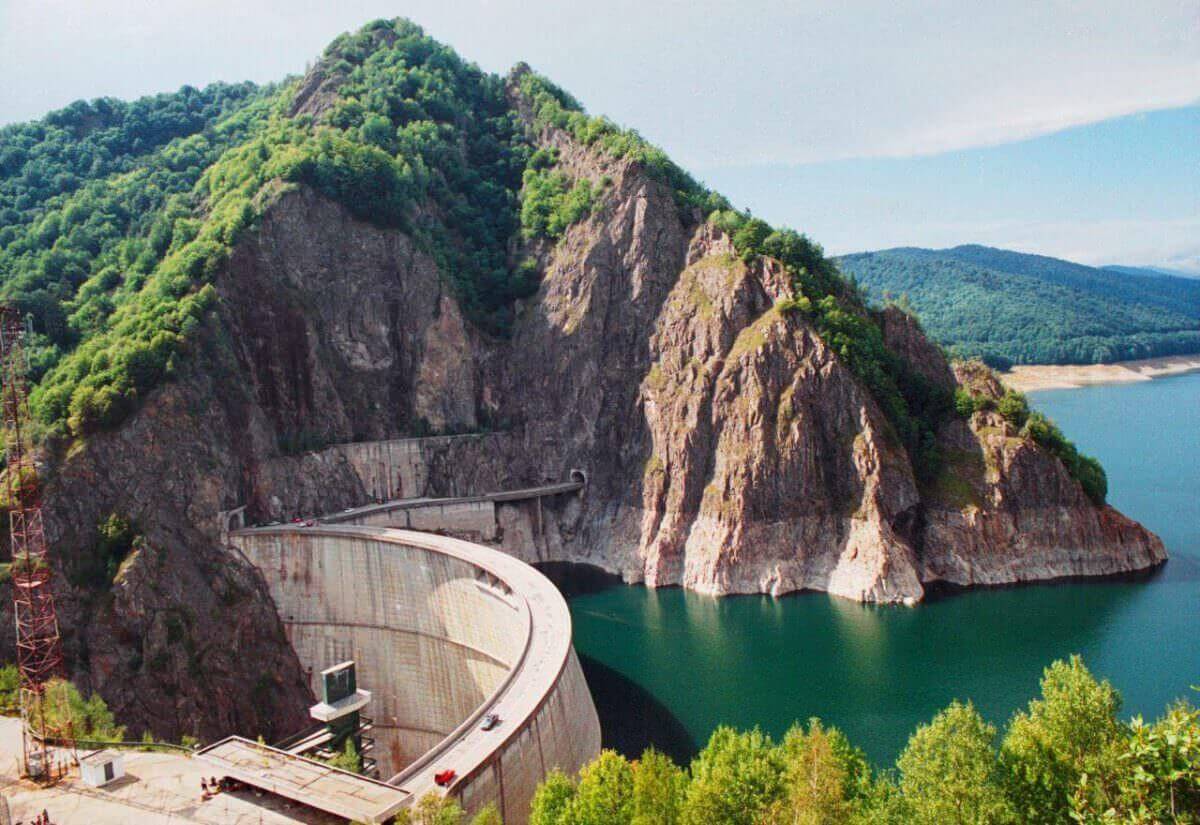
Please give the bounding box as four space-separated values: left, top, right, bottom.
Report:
838 245 1200 367
0 19 1104 499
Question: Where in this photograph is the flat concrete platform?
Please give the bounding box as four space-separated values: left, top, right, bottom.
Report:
196 736 409 824
0 718 340 825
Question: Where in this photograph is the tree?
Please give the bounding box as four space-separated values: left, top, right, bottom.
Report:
1000 656 1124 825
855 775 911 825
896 701 1013 825
766 719 854 825
43 678 125 742
360 115 396 151
682 727 784 825
529 770 577 825
568 750 634 825
632 748 685 825
1067 700 1200 823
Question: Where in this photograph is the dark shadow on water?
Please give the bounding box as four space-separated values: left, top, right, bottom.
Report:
535 562 698 763
921 559 1172 602
578 654 698 766
535 561 624 599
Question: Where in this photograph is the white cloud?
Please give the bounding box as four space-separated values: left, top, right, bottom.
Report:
1 0 1197 167
1003 218 1200 273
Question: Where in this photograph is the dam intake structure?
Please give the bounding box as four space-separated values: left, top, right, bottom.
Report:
214 522 600 823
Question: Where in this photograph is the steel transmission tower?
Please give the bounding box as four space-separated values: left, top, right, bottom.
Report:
0 306 71 781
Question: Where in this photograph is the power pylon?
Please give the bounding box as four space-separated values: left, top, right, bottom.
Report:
0 306 71 781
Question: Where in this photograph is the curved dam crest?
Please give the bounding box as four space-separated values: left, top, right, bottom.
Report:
229 524 600 823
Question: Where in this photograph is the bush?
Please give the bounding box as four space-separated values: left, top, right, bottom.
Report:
996 391 1030 427
17 18 549 436
0 664 18 715
715 207 956 484
954 387 978 418
394 793 465 825
516 71 727 216
325 738 362 773
70 513 138 587
1021 411 1107 504
520 169 595 240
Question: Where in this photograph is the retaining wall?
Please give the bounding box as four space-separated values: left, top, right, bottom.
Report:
342 499 498 541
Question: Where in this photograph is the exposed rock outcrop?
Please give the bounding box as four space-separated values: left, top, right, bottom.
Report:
919 360 1166 588
5 186 503 741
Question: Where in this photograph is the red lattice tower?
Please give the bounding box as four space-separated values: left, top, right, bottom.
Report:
0 306 70 781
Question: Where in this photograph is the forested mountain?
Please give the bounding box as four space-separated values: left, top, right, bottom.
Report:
838 245 1200 366
0 81 277 387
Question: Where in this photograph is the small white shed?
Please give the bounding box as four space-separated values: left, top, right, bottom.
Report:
79 749 125 787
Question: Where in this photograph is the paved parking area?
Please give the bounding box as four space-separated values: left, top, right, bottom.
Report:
0 718 340 824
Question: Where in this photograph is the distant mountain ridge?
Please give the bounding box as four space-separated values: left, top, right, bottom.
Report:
837 244 1200 366
1103 264 1200 280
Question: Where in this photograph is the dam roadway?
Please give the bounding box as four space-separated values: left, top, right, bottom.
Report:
211 523 600 823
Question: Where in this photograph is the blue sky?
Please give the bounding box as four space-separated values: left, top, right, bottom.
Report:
1 0 1196 270
698 106 1200 270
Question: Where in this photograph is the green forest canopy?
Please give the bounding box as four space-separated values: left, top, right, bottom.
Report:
838 245 1200 368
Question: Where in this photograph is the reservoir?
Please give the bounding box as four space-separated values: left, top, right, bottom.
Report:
564 371 1200 765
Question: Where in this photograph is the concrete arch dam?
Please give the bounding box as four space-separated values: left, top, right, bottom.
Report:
228 524 600 823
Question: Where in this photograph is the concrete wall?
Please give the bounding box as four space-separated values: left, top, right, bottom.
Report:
324 434 515 501
232 526 600 823
346 499 498 542
331 437 446 500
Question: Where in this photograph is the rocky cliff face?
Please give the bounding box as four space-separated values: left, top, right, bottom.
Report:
484 113 1162 602
635 235 924 601
21 69 1164 742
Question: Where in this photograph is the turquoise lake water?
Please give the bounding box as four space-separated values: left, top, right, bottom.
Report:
564 371 1200 765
